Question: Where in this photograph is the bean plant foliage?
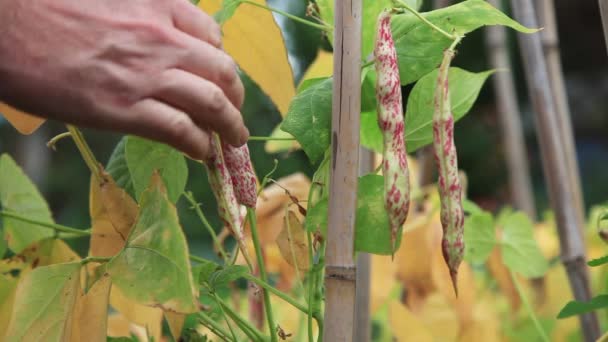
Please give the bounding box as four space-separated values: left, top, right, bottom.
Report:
0 0 581 341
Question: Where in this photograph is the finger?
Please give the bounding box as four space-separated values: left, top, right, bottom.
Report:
152 68 248 146
173 33 245 109
122 99 211 160
171 0 222 47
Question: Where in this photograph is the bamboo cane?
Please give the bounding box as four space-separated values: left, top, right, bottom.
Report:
509 0 600 340
598 0 608 54
323 0 362 340
485 0 537 218
354 148 374 342
537 0 586 229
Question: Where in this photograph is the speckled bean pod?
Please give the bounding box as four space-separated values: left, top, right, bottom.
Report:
205 133 251 264
433 49 465 295
374 11 410 252
221 142 257 208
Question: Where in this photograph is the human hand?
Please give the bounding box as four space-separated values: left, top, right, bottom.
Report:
0 0 248 160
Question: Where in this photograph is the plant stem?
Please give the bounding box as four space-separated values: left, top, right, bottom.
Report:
46 132 72 151
66 125 102 182
247 208 278 342
81 256 111 265
183 191 229 262
189 254 207 264
307 232 315 342
212 292 239 342
510 271 550 342
0 211 91 236
393 0 456 40
216 295 267 341
241 0 333 32
248 136 296 142
243 274 308 314
198 312 233 342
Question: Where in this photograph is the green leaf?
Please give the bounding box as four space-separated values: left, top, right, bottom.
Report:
108 174 198 313
360 68 493 153
588 255 608 267
0 232 6 259
214 0 242 25
462 199 483 215
404 67 494 152
4 262 81 341
0 154 54 253
500 212 548 278
305 197 329 235
125 136 188 203
355 174 402 254
281 78 332 163
106 137 136 199
392 0 536 85
193 259 220 287
209 265 249 289
557 295 608 319
464 212 495 264
305 175 400 255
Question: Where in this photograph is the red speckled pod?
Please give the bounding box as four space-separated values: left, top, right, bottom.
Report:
374 11 410 253
205 133 251 264
433 49 465 295
221 142 257 208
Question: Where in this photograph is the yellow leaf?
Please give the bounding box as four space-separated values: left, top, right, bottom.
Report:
199 0 295 116
486 247 520 312
389 301 434 342
300 50 334 86
0 103 45 135
165 312 186 340
0 275 18 341
89 171 139 257
276 210 310 271
371 254 398 314
70 273 112 342
459 293 501 342
418 293 460 341
110 285 163 342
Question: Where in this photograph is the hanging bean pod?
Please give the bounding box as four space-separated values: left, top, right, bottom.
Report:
221 142 257 208
374 11 410 252
433 49 465 295
205 133 252 265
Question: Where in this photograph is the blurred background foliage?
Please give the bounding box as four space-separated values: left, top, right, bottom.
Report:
0 0 606 259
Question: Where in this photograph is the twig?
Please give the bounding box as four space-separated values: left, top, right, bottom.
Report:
240 0 333 32
510 271 550 342
183 191 229 262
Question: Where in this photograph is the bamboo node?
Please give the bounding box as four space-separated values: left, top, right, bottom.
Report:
325 265 357 281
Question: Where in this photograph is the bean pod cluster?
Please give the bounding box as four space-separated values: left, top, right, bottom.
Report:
433 49 465 294
374 11 411 252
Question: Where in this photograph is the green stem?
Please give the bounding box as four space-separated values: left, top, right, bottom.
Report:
247 208 278 342
66 125 102 182
307 232 315 342
183 191 229 262
212 292 239 342
189 254 208 264
0 211 91 236
510 271 550 342
361 59 375 69
46 132 72 150
216 295 267 341
241 0 332 32
248 136 296 142
198 312 233 342
393 0 456 40
81 256 111 265
243 274 308 314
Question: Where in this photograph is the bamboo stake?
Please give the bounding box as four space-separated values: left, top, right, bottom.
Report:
485 0 537 218
509 1 600 340
537 0 586 229
354 148 374 342
323 0 362 340
600 0 608 54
